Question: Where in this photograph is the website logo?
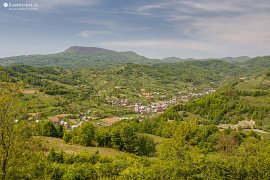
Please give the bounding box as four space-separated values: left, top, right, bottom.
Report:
3 3 8 7
2 2 38 11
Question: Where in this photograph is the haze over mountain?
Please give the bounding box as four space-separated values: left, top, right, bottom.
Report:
162 56 252 63
65 46 113 53
0 46 267 69
0 46 159 68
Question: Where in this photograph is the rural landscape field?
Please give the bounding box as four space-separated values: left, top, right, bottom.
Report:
1 0 270 179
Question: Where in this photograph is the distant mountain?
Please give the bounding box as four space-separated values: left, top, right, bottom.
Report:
162 56 251 63
243 56 270 69
65 46 112 53
162 57 194 62
0 46 268 69
220 56 251 63
0 46 158 69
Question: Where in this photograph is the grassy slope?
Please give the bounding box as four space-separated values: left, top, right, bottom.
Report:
42 136 127 157
140 133 167 152
41 133 167 157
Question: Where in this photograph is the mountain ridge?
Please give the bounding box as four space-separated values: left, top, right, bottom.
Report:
0 46 268 69
64 46 113 53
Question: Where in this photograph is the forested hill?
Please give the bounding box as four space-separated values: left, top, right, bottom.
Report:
0 59 268 99
162 56 251 63
240 56 270 71
0 60 243 97
157 70 270 131
0 60 250 119
0 46 159 68
0 46 268 69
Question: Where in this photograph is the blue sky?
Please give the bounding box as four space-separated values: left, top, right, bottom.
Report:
0 0 270 59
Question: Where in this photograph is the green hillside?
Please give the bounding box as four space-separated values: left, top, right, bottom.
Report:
0 57 268 122
162 56 251 63
0 46 159 68
0 46 268 70
157 70 270 131
240 56 270 72
1 52 270 179
0 60 248 118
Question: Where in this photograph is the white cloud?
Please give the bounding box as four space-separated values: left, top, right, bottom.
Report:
178 1 244 13
100 39 213 51
76 30 114 38
188 13 270 46
132 0 270 56
136 1 178 12
137 0 270 14
4 0 269 59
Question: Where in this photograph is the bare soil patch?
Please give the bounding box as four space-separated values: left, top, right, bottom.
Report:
21 89 37 94
101 117 119 126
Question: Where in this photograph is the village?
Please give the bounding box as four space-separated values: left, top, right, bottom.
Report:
134 88 217 114
26 87 218 129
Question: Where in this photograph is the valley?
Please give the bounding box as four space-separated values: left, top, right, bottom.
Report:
2 0 270 178
0 47 270 179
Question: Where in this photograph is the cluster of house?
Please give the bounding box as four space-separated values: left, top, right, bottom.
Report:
70 122 83 129
70 111 93 128
28 117 41 123
134 101 172 114
106 91 167 107
133 88 217 115
139 91 168 99
49 116 70 128
180 89 216 99
81 115 92 121
118 117 132 120
48 115 86 129
107 98 131 106
60 120 70 128
28 113 41 123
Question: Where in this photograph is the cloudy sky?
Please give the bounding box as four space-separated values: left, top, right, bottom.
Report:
0 0 270 58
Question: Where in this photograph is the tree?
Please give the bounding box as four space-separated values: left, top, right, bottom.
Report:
135 135 156 156
39 121 59 137
215 133 238 152
95 128 111 147
0 83 28 179
67 122 96 146
48 148 64 163
78 122 95 146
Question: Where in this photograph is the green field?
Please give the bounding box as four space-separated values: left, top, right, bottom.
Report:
41 136 127 157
